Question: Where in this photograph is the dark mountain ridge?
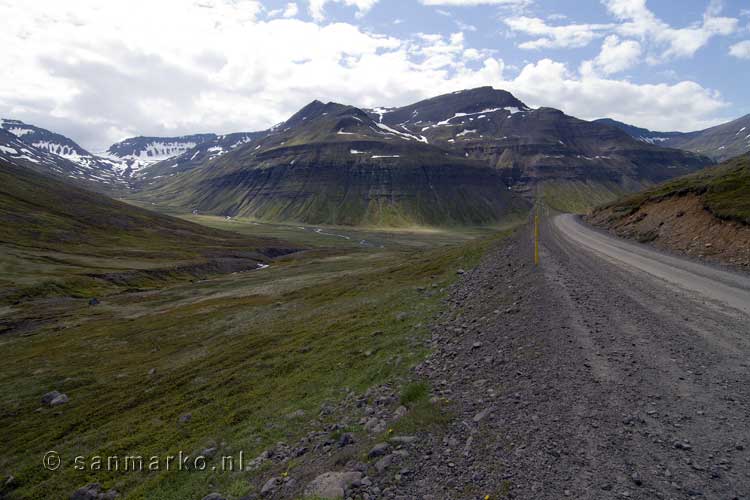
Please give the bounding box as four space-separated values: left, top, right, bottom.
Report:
136 97 530 227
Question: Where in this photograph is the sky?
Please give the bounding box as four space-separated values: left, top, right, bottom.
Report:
1 0 749 151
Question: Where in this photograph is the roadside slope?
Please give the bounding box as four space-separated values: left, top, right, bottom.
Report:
586 153 750 270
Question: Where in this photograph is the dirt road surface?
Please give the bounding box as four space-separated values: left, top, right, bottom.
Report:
382 215 750 499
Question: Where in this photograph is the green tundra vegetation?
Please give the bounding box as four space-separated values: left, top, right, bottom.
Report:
0 165 516 498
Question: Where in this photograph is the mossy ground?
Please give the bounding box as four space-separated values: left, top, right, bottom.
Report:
0 215 510 499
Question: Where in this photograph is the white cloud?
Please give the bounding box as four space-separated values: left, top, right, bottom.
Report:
729 40 750 59
0 0 731 150
307 0 378 21
506 1 738 62
420 0 530 5
0 1 508 149
504 59 727 132
603 0 738 60
284 2 300 17
269 2 299 18
580 35 641 75
504 16 613 49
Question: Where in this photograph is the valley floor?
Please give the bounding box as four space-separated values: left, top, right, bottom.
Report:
357 214 750 499
2 213 749 499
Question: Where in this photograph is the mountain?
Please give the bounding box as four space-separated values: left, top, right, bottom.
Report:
133 131 268 184
374 88 709 184
597 114 750 162
370 87 712 211
136 99 530 227
132 87 713 222
0 118 271 189
102 133 218 176
661 114 750 162
0 157 296 302
587 153 750 270
592 118 685 144
0 119 125 186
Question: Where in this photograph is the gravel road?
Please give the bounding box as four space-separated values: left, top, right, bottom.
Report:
383 215 750 499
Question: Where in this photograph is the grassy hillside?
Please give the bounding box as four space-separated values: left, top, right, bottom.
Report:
0 160 295 303
595 153 750 224
539 178 646 214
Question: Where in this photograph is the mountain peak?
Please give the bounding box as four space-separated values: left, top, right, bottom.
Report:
377 87 529 128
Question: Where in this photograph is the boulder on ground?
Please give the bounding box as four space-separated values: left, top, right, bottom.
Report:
70 483 119 500
303 471 362 499
41 391 69 407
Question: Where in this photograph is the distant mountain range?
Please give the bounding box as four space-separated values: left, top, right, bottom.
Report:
592 118 684 145
135 87 709 223
0 119 124 187
596 115 750 162
4 87 749 225
137 98 531 226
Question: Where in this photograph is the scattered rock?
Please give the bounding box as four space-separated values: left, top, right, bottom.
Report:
375 454 395 473
70 483 119 500
260 477 282 496
338 432 356 448
285 409 305 420
472 407 493 423
390 435 417 445
393 405 408 419
304 471 363 499
368 443 391 458
319 402 335 416
631 472 643 486
364 418 387 434
41 391 69 407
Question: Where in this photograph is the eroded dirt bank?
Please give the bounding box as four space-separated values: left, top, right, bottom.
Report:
586 194 750 272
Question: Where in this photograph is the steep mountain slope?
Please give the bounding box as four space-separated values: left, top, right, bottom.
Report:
137 100 529 227
661 114 750 162
0 158 296 302
587 153 750 269
0 119 125 186
592 118 685 144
